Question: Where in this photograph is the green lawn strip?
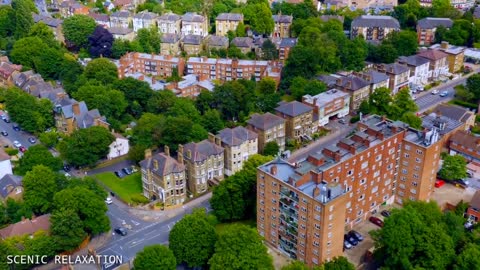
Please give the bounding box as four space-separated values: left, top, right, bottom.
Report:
94 172 143 204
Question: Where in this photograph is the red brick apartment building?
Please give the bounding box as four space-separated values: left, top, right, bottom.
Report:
118 52 185 79
257 114 463 267
186 57 282 85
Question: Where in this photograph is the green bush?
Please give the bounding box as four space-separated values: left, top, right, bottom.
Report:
130 193 149 204
475 115 480 123
471 126 480 134
450 99 477 109
5 148 18 156
350 116 360 123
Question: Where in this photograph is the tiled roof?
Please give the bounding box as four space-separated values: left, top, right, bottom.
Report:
450 130 480 153
110 11 131 18
139 152 185 176
434 104 473 123
0 174 22 198
158 12 181 21
279 38 297 48
32 14 63 27
182 34 203 45
216 13 243 21
417 17 453 29
358 70 389 84
336 75 370 91
384 63 409 75
397 55 430 67
417 49 448 61
231 37 254 48
247 112 286 130
182 12 205 23
89 12 110 22
0 214 51 239
275 101 313 117
134 10 158 20
316 74 340 88
207 35 229 47
183 140 224 162
273 14 293 23
218 126 258 147
351 15 400 29
161 33 180 43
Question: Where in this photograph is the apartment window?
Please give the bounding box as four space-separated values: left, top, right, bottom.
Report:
404 153 410 158
314 223 320 230
271 199 276 203
314 232 320 238
402 160 409 166
387 163 393 170
361 161 369 169
348 170 353 176
372 186 378 193
301 224 306 229
329 171 333 177
376 154 382 161
313 249 319 255
315 205 322 212
416 150 423 155
399 183 405 189
412 181 418 187
302 198 308 203
413 174 419 179
333 177 339 183
301 216 307 221
260 200 264 205
329 205 334 212
389 148 395 155
329 214 333 221
359 194 365 201
300 233 306 239
314 214 320 221
398 191 404 196
374 171 380 178
414 166 420 171
357 210 363 217
328 232 332 238
313 241 320 247
360 178 366 185
402 169 407 174
346 201 351 208
400 176 406 181
411 188 417 194
301 207 307 212
415 158 421 163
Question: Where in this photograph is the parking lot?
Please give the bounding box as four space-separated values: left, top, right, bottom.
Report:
431 182 476 209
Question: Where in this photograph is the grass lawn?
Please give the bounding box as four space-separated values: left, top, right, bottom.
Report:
215 219 256 234
94 172 143 204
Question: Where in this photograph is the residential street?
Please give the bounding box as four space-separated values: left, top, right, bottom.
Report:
0 116 38 150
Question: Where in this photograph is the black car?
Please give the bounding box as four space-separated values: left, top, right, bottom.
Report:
381 210 391 218
348 230 364 242
12 124 20 131
115 171 125 178
344 234 358 246
122 167 133 175
114 227 127 236
28 137 36 144
63 164 71 172
3 118 10 123
0 131 7 136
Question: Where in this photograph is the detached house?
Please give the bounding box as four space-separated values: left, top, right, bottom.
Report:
33 14 64 43
272 14 293 38
108 27 135 41
247 112 286 153
397 55 430 87
215 13 243 37
140 148 186 207
180 139 224 195
54 98 109 135
110 11 132 29
351 15 400 42
133 10 158 32
0 214 51 240
434 104 475 131
416 17 453 46
279 38 297 64
0 174 23 202
181 12 208 37
158 12 181 35
275 101 314 142
353 69 390 92
381 63 410 94
206 35 229 52
417 49 449 80
216 127 258 176
89 12 110 28
302 89 350 127
231 37 254 54
107 133 129 160
467 190 480 222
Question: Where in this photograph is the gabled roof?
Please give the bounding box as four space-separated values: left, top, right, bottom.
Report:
273 14 293 24
336 75 370 91
182 12 205 23
383 63 410 75
470 190 480 209
216 13 243 21
417 17 453 29
32 14 63 27
231 37 254 48
247 112 285 130
450 130 480 152
275 101 313 117
358 70 389 84
89 12 110 22
0 174 22 198
158 12 181 22
0 214 51 239
434 104 474 123
279 38 297 48
417 49 448 61
161 33 180 43
182 34 203 45
475 6 480 19
207 35 229 47
140 152 185 176
398 55 430 67
183 140 224 162
351 15 400 29
110 11 131 18
108 27 133 35
134 10 158 20
218 126 258 147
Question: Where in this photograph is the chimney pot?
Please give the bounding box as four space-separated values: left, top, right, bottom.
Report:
313 186 320 197
72 102 80 115
208 133 215 143
164 145 170 156
178 145 184 163
145 149 152 159
270 165 277 175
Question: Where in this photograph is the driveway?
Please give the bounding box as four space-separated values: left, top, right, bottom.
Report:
88 160 135 175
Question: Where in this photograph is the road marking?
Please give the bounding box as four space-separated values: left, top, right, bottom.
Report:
145 230 157 237
131 220 140 226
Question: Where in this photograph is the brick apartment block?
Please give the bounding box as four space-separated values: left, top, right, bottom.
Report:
118 52 185 79
257 114 462 267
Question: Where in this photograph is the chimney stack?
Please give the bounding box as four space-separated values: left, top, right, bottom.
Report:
422 128 428 139
270 165 277 175
145 149 152 159
177 145 184 163
164 145 170 156
208 133 215 143
72 102 80 115
313 186 320 198
441 41 449 49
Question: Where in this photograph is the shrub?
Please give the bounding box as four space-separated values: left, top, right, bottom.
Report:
131 193 149 204
450 99 477 109
5 148 18 156
471 126 480 134
350 116 360 123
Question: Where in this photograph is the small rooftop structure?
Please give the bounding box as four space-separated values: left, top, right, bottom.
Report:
303 89 350 108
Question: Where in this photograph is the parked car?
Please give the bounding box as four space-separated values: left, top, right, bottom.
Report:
0 131 7 136
435 180 445 188
348 230 364 242
105 197 113 205
28 137 36 144
381 210 391 218
454 179 469 187
431 89 439 95
369 216 384 227
3 118 10 123
114 227 127 236
467 171 474 178
12 124 20 131
344 240 353 250
0 114 6 120
439 91 448 97
339 119 346 124
13 141 21 148
63 164 71 172
19 146 26 153
344 234 358 246
115 171 125 178
122 167 133 175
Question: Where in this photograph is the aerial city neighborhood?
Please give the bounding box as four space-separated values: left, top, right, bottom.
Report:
1 0 480 268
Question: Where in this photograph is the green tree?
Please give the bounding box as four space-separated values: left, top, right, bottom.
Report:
12 0 34 39
432 0 460 18
281 261 311 270
62 15 96 49
323 257 355 270
169 208 217 268
132 113 165 147
134 245 177 270
244 3 274 34
58 126 115 167
399 112 422 129
28 22 57 47
16 145 63 175
136 26 161 53
393 88 418 115
50 208 86 251
454 243 480 270
146 90 177 114
368 87 392 116
73 83 127 119
384 30 418 56
83 58 119 85
209 224 274 270
0 6 14 37
195 90 215 114
201 109 224 133
5 198 32 223
112 77 153 117
160 116 208 151
466 73 480 100
359 100 371 114
23 165 58 214
263 141 280 156
166 98 201 122
10 36 48 70
39 131 59 148
262 39 278 60
438 154 467 181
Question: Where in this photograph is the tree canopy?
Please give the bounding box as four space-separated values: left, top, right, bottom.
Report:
88 26 114 58
62 15 96 49
134 245 177 270
22 165 58 214
16 145 63 175
438 154 467 181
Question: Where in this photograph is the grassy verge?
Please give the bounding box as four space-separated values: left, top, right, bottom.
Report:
94 172 143 204
215 219 256 234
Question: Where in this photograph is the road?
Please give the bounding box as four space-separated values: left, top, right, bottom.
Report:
415 76 468 112
0 115 38 150
97 199 211 270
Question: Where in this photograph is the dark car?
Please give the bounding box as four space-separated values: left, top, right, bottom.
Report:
28 137 36 144
3 117 10 123
19 146 27 153
454 179 470 187
12 124 20 131
122 167 133 175
114 227 127 236
115 171 125 178
0 131 7 136
348 230 364 242
369 216 384 227
381 210 391 218
63 164 71 172
344 234 358 246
